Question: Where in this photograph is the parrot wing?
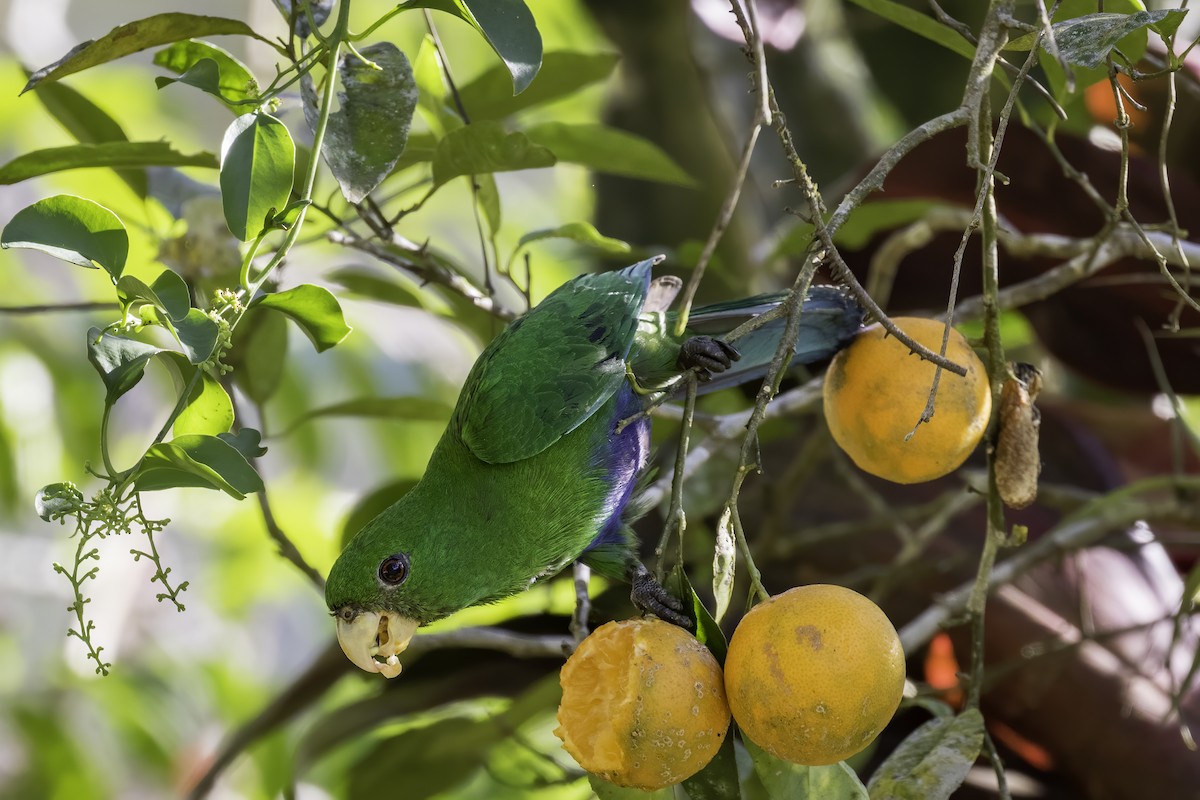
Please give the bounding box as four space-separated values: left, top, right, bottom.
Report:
454 257 657 464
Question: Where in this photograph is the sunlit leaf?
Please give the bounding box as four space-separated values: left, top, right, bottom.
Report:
431 121 555 186
135 434 263 499
117 269 190 322
85 327 168 404
161 353 233 437
220 112 295 241
866 708 984 800
406 0 542 94
153 40 258 107
253 284 351 352
1 195 128 278
279 396 453 436
524 122 694 187
745 738 869 799
305 42 418 203
23 13 267 93
456 51 619 121
28 79 148 196
0 142 216 186
170 309 222 365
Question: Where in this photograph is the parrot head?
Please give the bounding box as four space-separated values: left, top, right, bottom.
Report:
324 496 459 679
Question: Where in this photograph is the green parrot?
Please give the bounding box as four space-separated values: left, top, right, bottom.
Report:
325 257 863 677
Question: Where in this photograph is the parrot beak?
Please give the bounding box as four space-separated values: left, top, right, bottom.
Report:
335 610 419 679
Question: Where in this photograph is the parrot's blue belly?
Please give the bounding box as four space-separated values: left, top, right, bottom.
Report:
584 384 650 554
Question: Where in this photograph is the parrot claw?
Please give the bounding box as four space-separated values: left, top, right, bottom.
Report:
630 563 693 630
678 336 741 382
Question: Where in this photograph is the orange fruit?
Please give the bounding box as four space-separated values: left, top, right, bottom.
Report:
823 317 991 483
724 584 905 765
554 618 730 790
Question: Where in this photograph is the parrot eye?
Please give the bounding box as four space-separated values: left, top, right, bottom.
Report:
378 553 410 586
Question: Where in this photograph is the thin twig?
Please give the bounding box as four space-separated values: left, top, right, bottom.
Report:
0 301 117 314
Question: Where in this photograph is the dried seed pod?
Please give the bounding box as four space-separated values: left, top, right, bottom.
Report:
995 363 1043 509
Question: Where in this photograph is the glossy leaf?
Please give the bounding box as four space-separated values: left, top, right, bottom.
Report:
23 13 266 93
117 269 190 322
226 307 289 405
683 728 741 800
160 353 233 437
669 564 728 664
866 709 984 800
407 0 542 94
135 434 263 499
456 51 619 121
218 428 268 460
279 396 453 437
524 122 694 187
219 112 295 241
28 79 147 197
745 739 869 800
1008 10 1184 67
253 284 351 352
1 195 128 278
431 121 555 186
306 42 418 203
85 327 168 404
153 40 258 106
0 142 216 186
170 309 222 365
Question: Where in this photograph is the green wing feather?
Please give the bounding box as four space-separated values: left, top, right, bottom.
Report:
454 258 657 464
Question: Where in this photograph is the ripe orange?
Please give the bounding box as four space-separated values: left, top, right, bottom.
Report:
724 584 905 765
554 618 730 790
823 317 991 483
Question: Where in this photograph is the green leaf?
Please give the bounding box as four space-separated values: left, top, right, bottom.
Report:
1183 562 1200 610
431 121 556 186
510 222 630 270
845 0 975 60
329 265 447 312
456 51 619 121
136 434 263 499
1 195 128 279
588 776 672 799
477 173 501 235
86 327 168 404
253 284 351 352
1008 10 1183 68
170 309 222 365
218 428 268 460
524 122 694 187
219 112 295 241
28 79 148 197
160 353 233 437
279 396 453 437
227 307 289 404
307 41 418 203
117 269 190 322
669 564 728 665
0 142 217 186
406 0 543 94
744 738 869 800
683 729 741 800
23 13 268 93
866 708 984 800
153 40 258 107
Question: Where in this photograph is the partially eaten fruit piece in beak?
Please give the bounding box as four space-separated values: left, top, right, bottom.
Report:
335 610 419 678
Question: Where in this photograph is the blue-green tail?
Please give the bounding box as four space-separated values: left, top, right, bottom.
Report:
687 286 864 393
